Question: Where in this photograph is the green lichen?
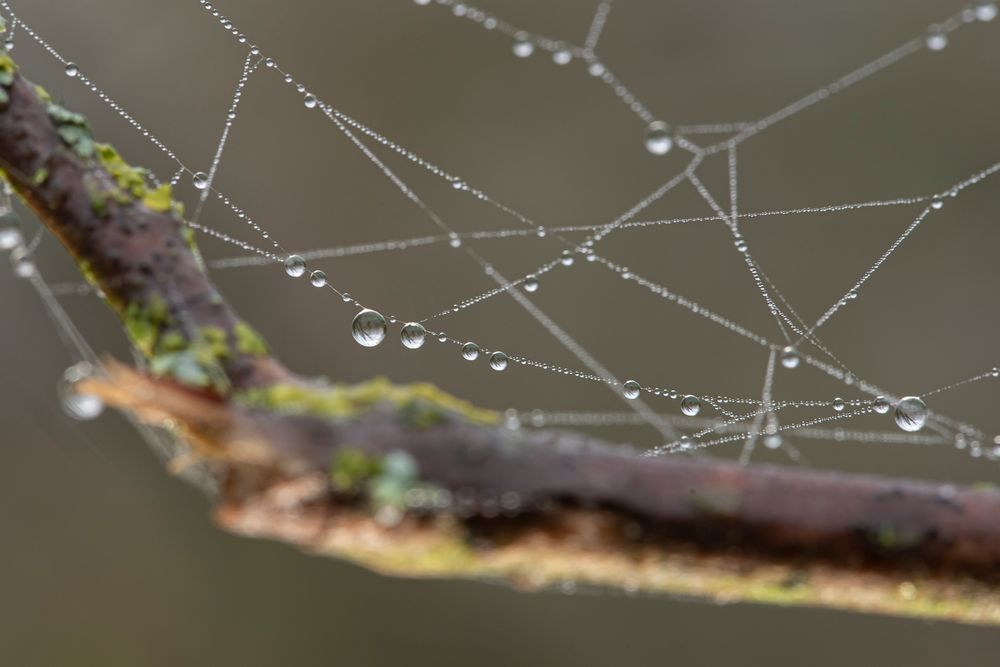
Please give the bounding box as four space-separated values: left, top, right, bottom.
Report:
237 376 500 427
124 295 170 357
330 449 385 493
32 167 48 185
234 321 268 357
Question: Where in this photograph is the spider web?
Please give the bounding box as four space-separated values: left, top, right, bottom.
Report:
2 0 1000 475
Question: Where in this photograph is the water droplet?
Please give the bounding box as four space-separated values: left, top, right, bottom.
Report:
59 362 104 420
461 342 480 361
489 351 508 371
448 232 462 248
524 275 539 293
976 2 998 21
735 238 748 252
283 254 306 277
926 28 948 51
9 247 35 279
873 396 891 414
677 436 694 451
780 346 800 369
0 221 22 251
413 0 432 5
437 333 448 343
552 47 572 65
65 62 79 78
352 309 387 347
588 62 606 77
400 322 426 349
644 121 673 155
309 270 327 287
895 396 928 432
303 93 318 109
931 198 944 209
832 398 846 412
763 434 783 449
193 172 210 190
560 250 574 266
623 380 641 399
512 35 534 58
679 395 701 417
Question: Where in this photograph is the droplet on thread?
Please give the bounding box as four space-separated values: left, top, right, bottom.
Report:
780 346 800 369
512 35 534 58
400 322 427 349
926 28 948 51
283 254 306 277
193 172 210 190
59 362 104 421
461 342 480 361
309 270 327 287
304 93 318 109
644 121 673 155
895 396 928 432
873 396 891 414
489 351 508 371
832 398 846 412
623 380 641 400
65 62 79 78
352 309 388 347
680 395 701 417
524 275 539 293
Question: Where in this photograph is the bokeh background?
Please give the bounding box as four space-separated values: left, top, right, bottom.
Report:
2 0 999 664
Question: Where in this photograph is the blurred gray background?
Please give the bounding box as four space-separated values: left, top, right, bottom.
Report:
2 0 999 664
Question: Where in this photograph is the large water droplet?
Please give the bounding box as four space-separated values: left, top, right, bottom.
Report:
895 396 928 432
65 62 79 78
832 398 846 412
400 322 426 349
644 121 673 155
780 346 800 369
623 380 641 399
352 309 387 347
763 434 783 449
873 396 891 414
552 47 572 65
59 362 104 420
283 254 306 277
524 275 539 293
193 172 210 190
489 351 508 371
680 395 701 417
309 270 327 287
461 342 480 361
303 93 318 109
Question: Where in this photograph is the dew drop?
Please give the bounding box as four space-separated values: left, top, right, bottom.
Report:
931 198 943 210
976 2 997 21
644 121 673 155
283 254 306 277
10 247 35 279
352 309 387 347
59 362 104 421
552 47 572 65
560 250 574 266
303 93 318 109
926 28 948 51
832 398 846 412
448 232 462 248
65 62 79 78
0 220 22 251
588 62 606 77
873 396 891 415
309 270 327 287
461 342 480 361
780 346 800 369
512 35 534 58
895 396 928 432
489 351 509 371
437 333 448 343
400 322 426 349
414 0 432 5
524 275 539 293
679 395 701 417
623 380 641 400
193 172 210 190
763 434 783 449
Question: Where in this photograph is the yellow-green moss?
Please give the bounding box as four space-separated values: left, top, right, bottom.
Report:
234 321 268 357
237 377 500 427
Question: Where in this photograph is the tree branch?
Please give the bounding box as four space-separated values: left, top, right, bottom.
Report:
1 52 998 625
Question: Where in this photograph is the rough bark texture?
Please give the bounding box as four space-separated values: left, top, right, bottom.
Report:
2 55 999 625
